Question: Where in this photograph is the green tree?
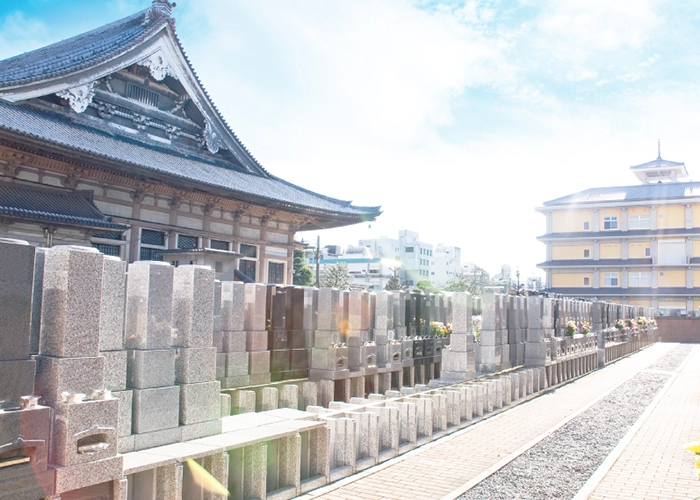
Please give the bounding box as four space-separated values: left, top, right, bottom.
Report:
320 262 353 289
413 279 440 294
443 277 470 292
292 250 314 286
384 274 402 291
443 275 486 296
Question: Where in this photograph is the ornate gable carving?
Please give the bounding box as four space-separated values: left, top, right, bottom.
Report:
203 120 224 155
56 82 96 113
138 50 178 82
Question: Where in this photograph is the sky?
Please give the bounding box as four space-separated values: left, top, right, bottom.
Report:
2 0 700 279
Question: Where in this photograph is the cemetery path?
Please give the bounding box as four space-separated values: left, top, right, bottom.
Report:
585 343 700 500
297 342 700 500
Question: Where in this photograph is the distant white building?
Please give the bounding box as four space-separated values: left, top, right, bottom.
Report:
432 244 462 287
493 264 512 288
526 275 544 292
463 262 490 282
307 244 400 290
312 230 463 289
360 230 433 287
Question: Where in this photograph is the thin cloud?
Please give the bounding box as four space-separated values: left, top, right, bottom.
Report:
0 11 50 60
2 0 698 276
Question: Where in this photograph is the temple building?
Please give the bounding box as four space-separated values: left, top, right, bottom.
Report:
536 143 700 314
0 0 380 284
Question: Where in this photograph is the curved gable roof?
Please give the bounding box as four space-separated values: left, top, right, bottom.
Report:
0 1 382 228
0 3 269 176
0 9 161 88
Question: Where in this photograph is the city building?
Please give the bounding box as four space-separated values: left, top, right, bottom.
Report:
536 145 700 313
432 244 462 287
462 262 489 280
359 230 433 287
0 0 380 284
312 245 400 290
492 264 512 288
526 275 543 292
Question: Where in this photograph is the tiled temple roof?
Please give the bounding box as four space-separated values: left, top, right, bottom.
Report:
0 2 381 224
0 9 163 88
0 100 380 218
0 182 129 230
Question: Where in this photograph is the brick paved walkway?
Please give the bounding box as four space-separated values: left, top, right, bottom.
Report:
297 342 700 500
586 344 700 500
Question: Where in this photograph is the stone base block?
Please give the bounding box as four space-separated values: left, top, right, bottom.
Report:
246 330 268 351
220 393 231 417
524 342 548 367
51 398 118 467
118 435 135 454
231 390 256 414
127 349 175 389
268 329 288 350
101 350 127 392
313 330 343 349
441 349 475 373
309 368 350 381
479 345 503 373
0 406 51 479
221 331 247 352
113 389 133 437
514 343 526 366
249 350 270 375
132 386 180 434
223 375 251 388
480 330 504 346
290 349 309 370
133 426 182 451
310 347 348 371
248 373 271 386
0 360 35 411
175 347 217 384
34 355 104 407
446 333 474 352
270 349 290 373
288 330 306 349
346 329 370 347
181 419 222 441
375 343 390 365
180 381 221 425
213 331 224 352
361 365 378 376
216 352 226 379
0 469 54 500
53 455 123 494
226 352 250 376
438 371 476 383
526 328 544 343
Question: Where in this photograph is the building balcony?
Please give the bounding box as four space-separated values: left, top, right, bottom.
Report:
537 258 653 268
537 226 700 241
543 286 700 297
539 257 700 268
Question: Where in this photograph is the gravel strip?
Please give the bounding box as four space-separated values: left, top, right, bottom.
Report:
646 343 695 372
459 360 683 499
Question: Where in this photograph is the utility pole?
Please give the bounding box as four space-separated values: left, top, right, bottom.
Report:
315 235 320 288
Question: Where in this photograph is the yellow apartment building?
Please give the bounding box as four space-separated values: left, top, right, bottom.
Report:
536 147 700 314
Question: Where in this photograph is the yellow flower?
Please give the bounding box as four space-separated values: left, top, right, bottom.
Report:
185 459 229 496
685 441 700 454
695 457 700 469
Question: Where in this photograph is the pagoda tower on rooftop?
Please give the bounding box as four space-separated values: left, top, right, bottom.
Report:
630 141 689 184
